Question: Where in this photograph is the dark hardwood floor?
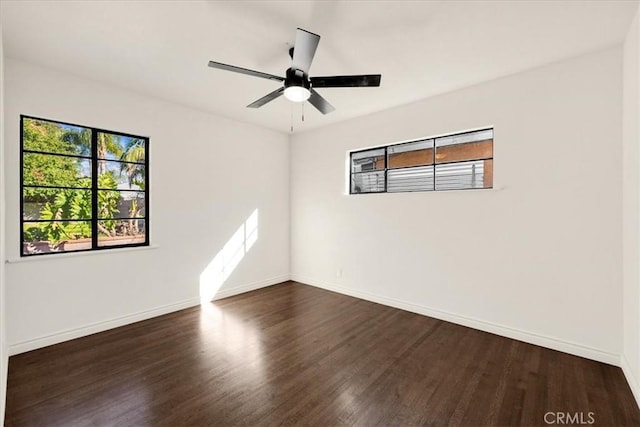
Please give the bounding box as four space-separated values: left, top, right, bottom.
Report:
5 281 639 426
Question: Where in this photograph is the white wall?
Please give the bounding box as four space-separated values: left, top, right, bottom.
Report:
623 7 640 406
0 12 7 424
291 47 623 364
3 59 290 354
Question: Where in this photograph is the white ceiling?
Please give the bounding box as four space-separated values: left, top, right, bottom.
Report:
1 0 638 134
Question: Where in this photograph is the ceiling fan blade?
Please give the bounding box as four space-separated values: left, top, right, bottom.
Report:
292 28 320 74
208 60 284 82
310 74 381 88
247 87 285 108
308 89 335 115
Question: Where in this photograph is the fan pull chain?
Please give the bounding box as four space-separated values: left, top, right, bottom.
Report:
302 102 305 122
290 104 294 133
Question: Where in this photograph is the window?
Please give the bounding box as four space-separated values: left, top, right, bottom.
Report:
21 115 149 256
350 128 493 194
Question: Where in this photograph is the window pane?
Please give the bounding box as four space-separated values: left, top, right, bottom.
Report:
23 118 91 157
23 153 91 188
388 166 434 192
435 160 491 190
351 148 385 172
98 160 146 190
22 220 92 255
351 171 385 193
96 132 146 162
98 219 146 247
387 139 434 169
435 139 493 164
98 190 146 219
435 129 493 164
23 188 92 221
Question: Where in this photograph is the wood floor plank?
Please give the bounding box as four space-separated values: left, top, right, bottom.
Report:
5 281 639 426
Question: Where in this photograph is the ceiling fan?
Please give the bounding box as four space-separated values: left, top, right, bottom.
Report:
207 28 381 115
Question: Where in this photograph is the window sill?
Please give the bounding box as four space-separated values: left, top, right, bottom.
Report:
6 244 159 263
343 185 506 196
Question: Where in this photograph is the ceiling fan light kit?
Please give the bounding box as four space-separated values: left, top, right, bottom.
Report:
284 86 310 103
207 28 381 115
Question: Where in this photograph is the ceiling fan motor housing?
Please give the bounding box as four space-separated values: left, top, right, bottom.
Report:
285 68 310 90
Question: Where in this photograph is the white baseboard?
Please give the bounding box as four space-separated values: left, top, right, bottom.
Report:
7 273 620 369
8 297 200 356
9 275 290 356
621 354 640 409
208 275 291 301
291 275 620 366
1 340 7 424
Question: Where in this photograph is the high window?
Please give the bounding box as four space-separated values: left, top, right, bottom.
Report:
350 128 493 194
21 116 149 256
